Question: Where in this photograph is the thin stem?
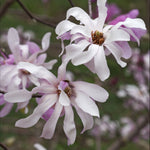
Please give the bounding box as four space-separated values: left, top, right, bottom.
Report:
16 0 56 28
88 0 92 18
67 0 74 7
0 0 15 19
0 143 8 150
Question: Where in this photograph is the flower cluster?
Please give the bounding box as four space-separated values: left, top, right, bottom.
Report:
0 0 147 146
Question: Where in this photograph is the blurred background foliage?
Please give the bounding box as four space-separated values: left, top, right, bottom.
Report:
0 0 149 150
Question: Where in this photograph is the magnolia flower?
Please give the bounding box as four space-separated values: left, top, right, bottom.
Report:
128 49 150 84
91 115 118 138
55 0 146 81
117 84 149 110
0 28 57 115
34 143 47 150
11 60 108 145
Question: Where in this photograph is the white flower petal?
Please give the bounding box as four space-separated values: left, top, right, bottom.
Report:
74 90 99 117
105 43 127 67
15 94 57 128
43 59 57 70
66 7 92 27
55 20 76 36
94 46 110 81
0 103 13 118
41 102 63 139
4 89 32 103
73 104 93 133
34 143 47 150
97 0 107 30
32 86 56 94
72 44 98 66
63 106 76 145
105 29 130 44
42 32 51 51
59 90 70 106
8 28 20 53
17 62 56 83
65 40 90 61
71 25 91 37
73 81 108 102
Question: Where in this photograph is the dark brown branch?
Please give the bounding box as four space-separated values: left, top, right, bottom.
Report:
107 114 149 150
67 0 74 7
0 143 8 150
16 0 56 28
0 0 15 19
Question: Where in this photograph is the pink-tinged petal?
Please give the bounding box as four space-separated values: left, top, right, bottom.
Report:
42 32 51 51
94 46 110 81
63 106 76 145
4 89 32 103
115 41 132 59
55 20 76 36
97 0 107 30
109 9 139 25
43 59 57 70
59 90 70 106
115 18 146 30
28 75 40 86
106 3 121 22
19 45 29 59
7 28 20 53
105 43 127 67
41 102 63 139
27 42 40 54
21 75 28 89
105 29 130 44
37 54 47 64
16 101 29 111
17 62 56 83
65 40 90 61
57 59 69 81
0 103 13 117
32 86 56 94
73 104 93 133
122 28 140 45
71 34 83 43
59 32 72 41
15 94 57 128
73 81 109 102
66 7 92 27
85 58 96 73
74 90 99 117
72 44 98 66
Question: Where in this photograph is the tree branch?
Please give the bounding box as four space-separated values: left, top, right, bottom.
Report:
0 0 15 19
107 114 149 150
67 0 74 7
16 0 56 28
0 143 8 150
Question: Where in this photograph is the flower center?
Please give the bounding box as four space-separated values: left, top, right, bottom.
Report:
57 80 72 97
21 69 30 75
91 30 105 45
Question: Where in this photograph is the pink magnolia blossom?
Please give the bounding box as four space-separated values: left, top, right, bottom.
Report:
0 28 57 116
55 0 146 81
12 60 108 145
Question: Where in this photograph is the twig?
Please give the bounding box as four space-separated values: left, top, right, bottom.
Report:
107 114 149 150
0 143 8 150
67 0 74 7
88 0 92 18
16 0 56 28
0 0 15 19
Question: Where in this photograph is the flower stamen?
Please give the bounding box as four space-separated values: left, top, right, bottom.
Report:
91 30 105 45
